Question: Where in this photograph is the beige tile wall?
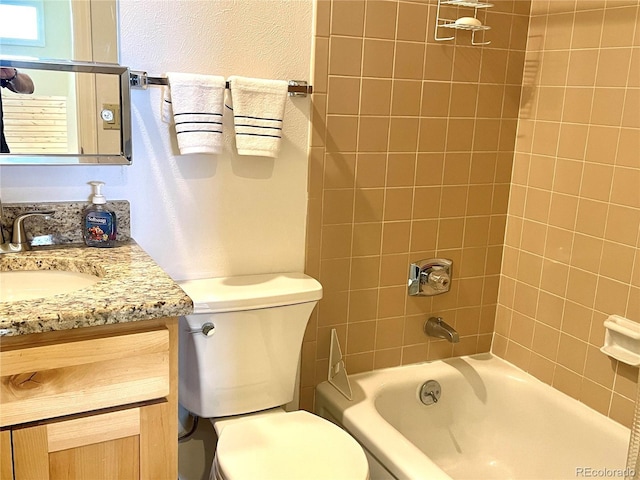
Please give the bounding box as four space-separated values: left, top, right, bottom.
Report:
494 0 640 427
301 0 531 410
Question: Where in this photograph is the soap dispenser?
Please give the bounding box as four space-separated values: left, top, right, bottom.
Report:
83 181 117 247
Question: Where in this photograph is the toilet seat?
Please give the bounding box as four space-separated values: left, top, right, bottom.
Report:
213 410 369 480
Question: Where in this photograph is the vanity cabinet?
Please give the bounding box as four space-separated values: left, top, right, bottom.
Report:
0 317 178 480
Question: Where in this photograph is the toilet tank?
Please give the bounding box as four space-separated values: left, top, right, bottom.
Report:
178 273 322 418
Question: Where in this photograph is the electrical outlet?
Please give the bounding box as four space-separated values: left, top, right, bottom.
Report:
101 104 120 130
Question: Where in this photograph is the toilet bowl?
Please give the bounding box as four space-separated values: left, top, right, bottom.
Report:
210 409 368 480
178 273 369 480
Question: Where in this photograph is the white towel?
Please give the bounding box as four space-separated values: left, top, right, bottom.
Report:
161 86 172 123
166 72 226 155
227 76 288 158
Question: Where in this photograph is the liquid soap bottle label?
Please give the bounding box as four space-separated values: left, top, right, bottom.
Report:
85 211 116 244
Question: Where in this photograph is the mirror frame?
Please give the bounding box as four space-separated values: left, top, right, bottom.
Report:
0 58 131 165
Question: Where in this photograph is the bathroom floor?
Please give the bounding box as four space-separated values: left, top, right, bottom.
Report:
178 419 217 480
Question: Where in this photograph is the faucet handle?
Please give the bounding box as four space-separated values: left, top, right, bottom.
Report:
426 268 450 291
408 258 453 296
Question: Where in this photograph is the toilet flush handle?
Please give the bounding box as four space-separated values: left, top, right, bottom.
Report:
201 322 216 337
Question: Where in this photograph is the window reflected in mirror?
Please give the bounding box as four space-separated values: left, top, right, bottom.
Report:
0 0 117 63
0 1 45 47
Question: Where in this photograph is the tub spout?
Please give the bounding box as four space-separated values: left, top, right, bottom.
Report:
425 317 459 343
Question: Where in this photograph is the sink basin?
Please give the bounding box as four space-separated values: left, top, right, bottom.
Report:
0 270 101 302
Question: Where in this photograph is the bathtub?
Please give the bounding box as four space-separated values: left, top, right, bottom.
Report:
315 353 630 480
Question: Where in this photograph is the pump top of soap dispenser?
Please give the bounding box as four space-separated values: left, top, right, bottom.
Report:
89 181 107 205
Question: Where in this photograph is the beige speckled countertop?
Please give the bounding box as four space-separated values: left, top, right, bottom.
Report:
0 241 193 336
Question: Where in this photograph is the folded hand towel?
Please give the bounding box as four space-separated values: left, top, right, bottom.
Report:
167 72 226 155
161 86 172 123
227 76 289 158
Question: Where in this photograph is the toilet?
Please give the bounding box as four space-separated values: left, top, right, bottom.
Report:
178 272 369 480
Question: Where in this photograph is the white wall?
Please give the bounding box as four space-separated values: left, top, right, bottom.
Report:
0 0 314 281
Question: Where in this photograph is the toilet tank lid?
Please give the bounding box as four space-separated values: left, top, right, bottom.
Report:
178 272 323 313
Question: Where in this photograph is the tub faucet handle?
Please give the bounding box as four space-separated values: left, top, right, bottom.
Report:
408 258 452 296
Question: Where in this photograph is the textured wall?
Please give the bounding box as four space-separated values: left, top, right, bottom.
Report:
495 0 640 427
1 0 314 281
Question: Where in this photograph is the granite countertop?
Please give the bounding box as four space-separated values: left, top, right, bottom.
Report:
0 241 193 336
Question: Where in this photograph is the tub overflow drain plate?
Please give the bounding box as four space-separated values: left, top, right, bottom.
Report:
419 380 441 405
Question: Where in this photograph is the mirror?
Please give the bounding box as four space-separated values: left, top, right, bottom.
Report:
0 59 131 164
0 0 131 165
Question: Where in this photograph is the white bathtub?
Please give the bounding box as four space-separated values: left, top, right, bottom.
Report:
315 353 630 480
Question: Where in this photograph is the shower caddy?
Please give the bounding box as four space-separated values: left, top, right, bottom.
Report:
434 0 492 46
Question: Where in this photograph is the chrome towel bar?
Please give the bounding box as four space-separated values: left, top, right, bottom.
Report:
129 71 312 97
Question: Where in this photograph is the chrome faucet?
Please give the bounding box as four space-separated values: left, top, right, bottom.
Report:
424 317 459 343
0 211 54 254
408 259 452 296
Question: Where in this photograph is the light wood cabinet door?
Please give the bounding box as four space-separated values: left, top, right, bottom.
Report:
1 318 179 479
12 401 173 480
0 430 12 480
